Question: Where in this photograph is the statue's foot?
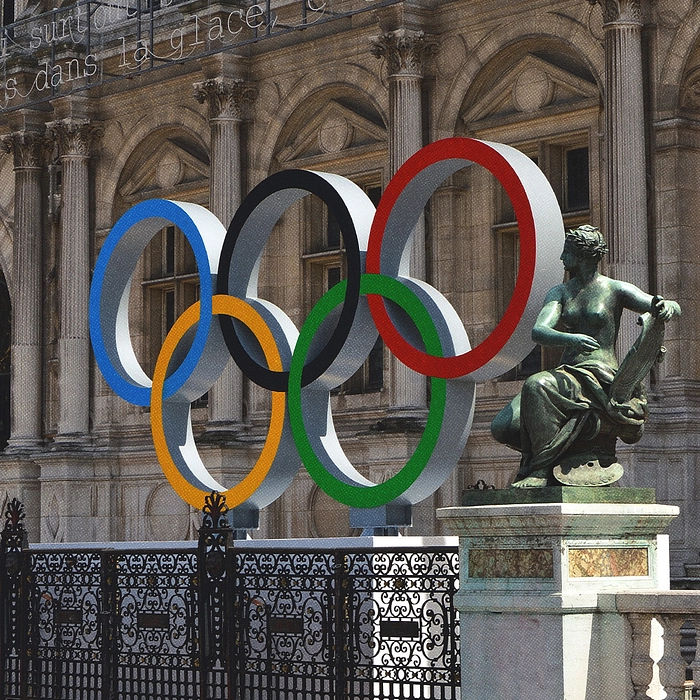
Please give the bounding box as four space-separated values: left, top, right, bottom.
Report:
553 459 623 487
511 469 549 488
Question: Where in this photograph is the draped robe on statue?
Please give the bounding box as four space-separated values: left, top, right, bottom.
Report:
517 359 647 479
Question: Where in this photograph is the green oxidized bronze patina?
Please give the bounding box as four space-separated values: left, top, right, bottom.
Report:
491 225 681 488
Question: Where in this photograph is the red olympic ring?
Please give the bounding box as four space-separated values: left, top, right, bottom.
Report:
367 137 541 379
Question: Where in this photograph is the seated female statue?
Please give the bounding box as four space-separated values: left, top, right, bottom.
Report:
491 225 681 488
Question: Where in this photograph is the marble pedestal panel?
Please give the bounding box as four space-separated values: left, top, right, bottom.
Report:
437 494 679 700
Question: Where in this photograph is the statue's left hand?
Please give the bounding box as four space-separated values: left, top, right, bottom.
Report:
652 296 681 321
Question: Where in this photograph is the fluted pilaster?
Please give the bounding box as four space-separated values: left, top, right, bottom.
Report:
193 78 255 432
371 29 435 415
590 0 648 355
3 131 46 449
193 78 255 225
46 118 101 444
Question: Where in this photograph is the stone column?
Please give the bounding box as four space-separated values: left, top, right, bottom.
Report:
3 129 46 450
371 29 435 419
193 78 255 434
590 0 648 355
46 119 100 445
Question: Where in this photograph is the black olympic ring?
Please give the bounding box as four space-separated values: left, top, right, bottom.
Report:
216 169 374 391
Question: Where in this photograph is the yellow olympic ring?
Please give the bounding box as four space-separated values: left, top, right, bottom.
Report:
151 294 286 509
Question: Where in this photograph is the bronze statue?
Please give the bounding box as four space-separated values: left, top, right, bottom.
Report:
491 225 681 488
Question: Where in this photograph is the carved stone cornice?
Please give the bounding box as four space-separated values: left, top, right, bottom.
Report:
370 29 437 78
2 131 49 170
193 78 257 121
587 0 642 25
46 119 102 158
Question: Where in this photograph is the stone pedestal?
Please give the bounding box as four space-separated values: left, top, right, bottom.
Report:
437 489 678 700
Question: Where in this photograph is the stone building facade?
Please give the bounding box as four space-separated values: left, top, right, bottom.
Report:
0 0 698 577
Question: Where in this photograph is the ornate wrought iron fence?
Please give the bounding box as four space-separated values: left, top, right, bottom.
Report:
0 496 460 699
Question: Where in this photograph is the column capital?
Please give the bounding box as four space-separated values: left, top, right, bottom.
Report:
46 119 102 158
2 131 49 170
370 29 437 79
193 78 257 121
587 0 642 25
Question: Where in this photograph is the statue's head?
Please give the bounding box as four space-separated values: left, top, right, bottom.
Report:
564 225 608 262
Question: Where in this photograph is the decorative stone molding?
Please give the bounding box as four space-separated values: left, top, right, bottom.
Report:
681 75 700 111
2 131 47 170
587 0 642 25
512 66 554 112
370 29 437 78
46 119 102 158
193 78 257 121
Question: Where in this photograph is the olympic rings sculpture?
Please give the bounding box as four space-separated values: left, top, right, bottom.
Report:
90 137 565 526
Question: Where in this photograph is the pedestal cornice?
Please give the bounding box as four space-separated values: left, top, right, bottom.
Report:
437 502 679 538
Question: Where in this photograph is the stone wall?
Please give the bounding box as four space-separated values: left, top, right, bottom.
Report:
0 0 698 578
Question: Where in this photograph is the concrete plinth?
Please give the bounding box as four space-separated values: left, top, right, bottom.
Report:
437 493 678 700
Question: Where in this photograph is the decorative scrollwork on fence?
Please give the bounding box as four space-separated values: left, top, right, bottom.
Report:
0 501 460 700
232 547 460 698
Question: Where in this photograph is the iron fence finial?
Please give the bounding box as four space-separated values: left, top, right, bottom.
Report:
3 497 25 533
202 491 229 529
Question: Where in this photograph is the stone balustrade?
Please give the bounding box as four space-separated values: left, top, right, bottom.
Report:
599 592 700 700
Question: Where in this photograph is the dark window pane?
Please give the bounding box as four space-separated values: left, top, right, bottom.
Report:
165 290 175 333
2 0 13 27
566 147 589 211
165 226 175 275
367 186 382 206
183 237 196 274
516 345 542 379
192 392 208 409
327 266 341 291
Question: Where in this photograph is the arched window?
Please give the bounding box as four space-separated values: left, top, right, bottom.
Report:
114 128 210 410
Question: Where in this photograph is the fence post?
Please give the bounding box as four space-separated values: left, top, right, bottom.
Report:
198 492 234 700
0 498 29 700
333 550 349 700
100 551 119 700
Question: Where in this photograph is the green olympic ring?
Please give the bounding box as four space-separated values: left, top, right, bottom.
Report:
288 273 450 508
